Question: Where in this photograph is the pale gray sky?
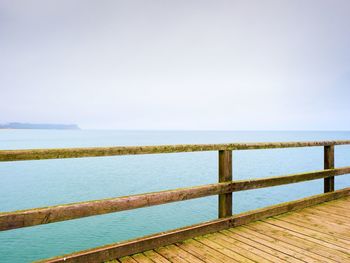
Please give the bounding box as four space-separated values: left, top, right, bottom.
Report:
1 0 350 130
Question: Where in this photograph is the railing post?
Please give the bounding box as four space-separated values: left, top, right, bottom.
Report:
218 150 232 218
324 145 335 193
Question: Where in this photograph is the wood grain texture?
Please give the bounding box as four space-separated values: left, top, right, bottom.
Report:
1 140 350 162
2 167 350 231
324 145 335 193
218 150 232 218
35 188 350 263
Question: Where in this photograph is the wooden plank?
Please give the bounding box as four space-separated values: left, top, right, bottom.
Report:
317 203 350 216
218 150 232 218
35 189 350 263
296 208 350 227
155 245 203 263
167 244 205 263
119 256 138 263
3 168 350 231
194 235 256 263
334 198 350 209
275 207 350 236
324 201 350 211
324 145 335 192
203 232 276 263
157 245 204 263
176 239 234 263
230 187 350 227
0 182 233 231
220 229 305 263
1 140 350 162
267 217 350 248
262 220 350 259
264 218 350 254
235 226 337 263
142 251 170 263
131 253 154 263
37 217 232 263
247 221 350 262
230 166 350 192
175 240 226 263
312 206 350 220
155 246 190 263
328 201 350 210
276 218 350 244
277 213 350 240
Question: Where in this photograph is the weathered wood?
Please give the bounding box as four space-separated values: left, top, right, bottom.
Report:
143 250 170 263
35 188 350 263
218 150 232 218
131 253 153 263
324 145 335 193
0 182 233 231
265 217 350 249
230 227 330 263
195 235 257 263
119 256 137 263
245 222 348 262
207 232 281 263
178 239 236 262
231 187 350 227
222 229 304 263
231 166 350 192
2 167 350 231
1 140 350 162
176 239 231 262
155 245 199 263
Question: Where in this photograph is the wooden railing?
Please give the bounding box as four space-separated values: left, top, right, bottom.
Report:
1 140 350 262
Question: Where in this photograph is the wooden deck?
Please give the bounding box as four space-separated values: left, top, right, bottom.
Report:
113 196 350 263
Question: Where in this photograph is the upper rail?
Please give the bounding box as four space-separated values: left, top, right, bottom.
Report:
1 140 350 162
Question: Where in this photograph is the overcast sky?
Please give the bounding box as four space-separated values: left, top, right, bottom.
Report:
1 0 349 130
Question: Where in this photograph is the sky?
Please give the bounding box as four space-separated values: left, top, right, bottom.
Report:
1 0 350 130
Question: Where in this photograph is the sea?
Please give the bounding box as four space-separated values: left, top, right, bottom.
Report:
0 130 349 262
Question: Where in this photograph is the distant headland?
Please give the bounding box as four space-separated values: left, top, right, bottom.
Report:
0 122 80 130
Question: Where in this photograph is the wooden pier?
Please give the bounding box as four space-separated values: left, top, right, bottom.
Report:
114 196 350 263
0 140 349 262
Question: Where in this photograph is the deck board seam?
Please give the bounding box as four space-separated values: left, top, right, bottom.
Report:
264 219 350 253
216 231 290 263
277 217 350 241
195 235 262 263
241 227 338 262
170 245 206 263
259 220 350 256
245 223 349 262
219 229 306 263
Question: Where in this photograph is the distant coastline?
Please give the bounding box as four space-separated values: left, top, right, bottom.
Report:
0 122 80 130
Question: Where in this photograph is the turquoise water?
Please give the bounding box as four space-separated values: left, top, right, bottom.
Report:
0 130 350 262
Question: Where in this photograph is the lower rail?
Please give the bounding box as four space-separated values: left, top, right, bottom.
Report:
1 166 349 231
37 187 350 263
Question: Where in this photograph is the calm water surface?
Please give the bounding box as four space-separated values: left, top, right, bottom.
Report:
0 130 350 262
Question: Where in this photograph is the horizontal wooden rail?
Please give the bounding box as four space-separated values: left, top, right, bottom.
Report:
37 187 350 263
1 140 350 162
1 166 349 231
